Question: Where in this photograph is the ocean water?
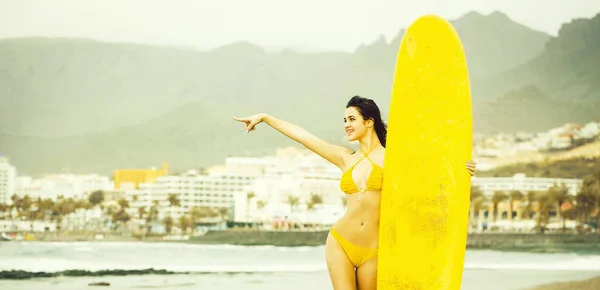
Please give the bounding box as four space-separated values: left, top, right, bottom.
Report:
0 241 599 290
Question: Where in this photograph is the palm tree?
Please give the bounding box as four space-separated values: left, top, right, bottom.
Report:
166 193 180 223
246 191 255 219
138 206 147 219
575 186 596 233
118 198 129 210
178 215 192 234
163 216 174 234
145 200 160 236
508 190 524 231
148 200 159 222
341 196 347 207
106 198 131 229
256 200 267 210
20 195 33 218
34 198 54 221
473 197 487 232
167 194 180 207
306 193 323 210
190 206 220 221
522 191 536 221
189 207 202 224
217 207 230 222
469 186 484 229
88 190 105 207
76 199 93 210
548 183 571 232
578 174 600 234
287 195 299 213
7 194 20 221
491 191 508 223
535 192 552 233
51 197 78 231
0 203 7 219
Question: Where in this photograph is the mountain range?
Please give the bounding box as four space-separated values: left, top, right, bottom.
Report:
1 10 599 176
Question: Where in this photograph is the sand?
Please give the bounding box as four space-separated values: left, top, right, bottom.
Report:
528 275 600 290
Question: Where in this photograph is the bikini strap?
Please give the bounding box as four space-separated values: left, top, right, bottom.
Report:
349 154 368 169
347 146 372 169
358 144 378 164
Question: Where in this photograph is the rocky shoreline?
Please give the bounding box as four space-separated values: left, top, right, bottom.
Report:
185 230 330 247
0 268 181 280
10 230 600 253
183 231 600 252
3 232 600 285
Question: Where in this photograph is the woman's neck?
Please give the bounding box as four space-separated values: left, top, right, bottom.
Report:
359 132 380 154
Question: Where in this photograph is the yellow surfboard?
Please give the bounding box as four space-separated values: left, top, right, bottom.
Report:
378 15 473 289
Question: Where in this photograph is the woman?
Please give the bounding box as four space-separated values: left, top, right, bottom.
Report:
234 95 477 289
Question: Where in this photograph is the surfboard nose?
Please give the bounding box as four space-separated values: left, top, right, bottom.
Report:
399 14 465 63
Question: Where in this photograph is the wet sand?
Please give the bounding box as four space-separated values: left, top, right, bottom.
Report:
528 275 600 290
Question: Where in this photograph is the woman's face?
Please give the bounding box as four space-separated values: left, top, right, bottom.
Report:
344 106 369 142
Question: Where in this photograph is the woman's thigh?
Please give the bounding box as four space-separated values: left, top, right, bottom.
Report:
356 256 377 290
325 233 357 290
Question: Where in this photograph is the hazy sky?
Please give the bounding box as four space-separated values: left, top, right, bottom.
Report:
1 0 599 52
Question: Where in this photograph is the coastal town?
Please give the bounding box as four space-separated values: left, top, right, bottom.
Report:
4 5 600 290
0 120 599 241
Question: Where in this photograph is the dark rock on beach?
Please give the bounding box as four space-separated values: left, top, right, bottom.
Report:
0 268 183 280
89 282 110 286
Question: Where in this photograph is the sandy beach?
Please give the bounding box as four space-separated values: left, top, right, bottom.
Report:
1 241 600 290
528 275 600 290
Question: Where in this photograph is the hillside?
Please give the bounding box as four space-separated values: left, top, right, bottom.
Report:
473 12 600 102
478 156 600 180
473 85 600 133
0 99 356 175
0 11 548 138
471 12 600 133
0 39 350 137
451 11 551 78
5 11 600 176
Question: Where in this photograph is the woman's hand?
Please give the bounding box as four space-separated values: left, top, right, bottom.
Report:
233 114 266 133
466 160 477 177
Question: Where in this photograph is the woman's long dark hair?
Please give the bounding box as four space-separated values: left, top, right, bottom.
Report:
346 95 387 147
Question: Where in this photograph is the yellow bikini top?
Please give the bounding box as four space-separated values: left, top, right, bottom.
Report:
339 145 384 194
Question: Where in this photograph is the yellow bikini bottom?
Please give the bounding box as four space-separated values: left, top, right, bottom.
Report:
330 228 378 267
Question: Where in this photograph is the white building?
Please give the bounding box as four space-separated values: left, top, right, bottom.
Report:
123 147 349 229
472 173 581 196
576 122 599 139
550 134 572 149
0 220 57 233
232 147 347 226
60 207 104 231
531 133 552 150
125 168 261 221
0 155 16 205
470 173 584 233
14 174 112 201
